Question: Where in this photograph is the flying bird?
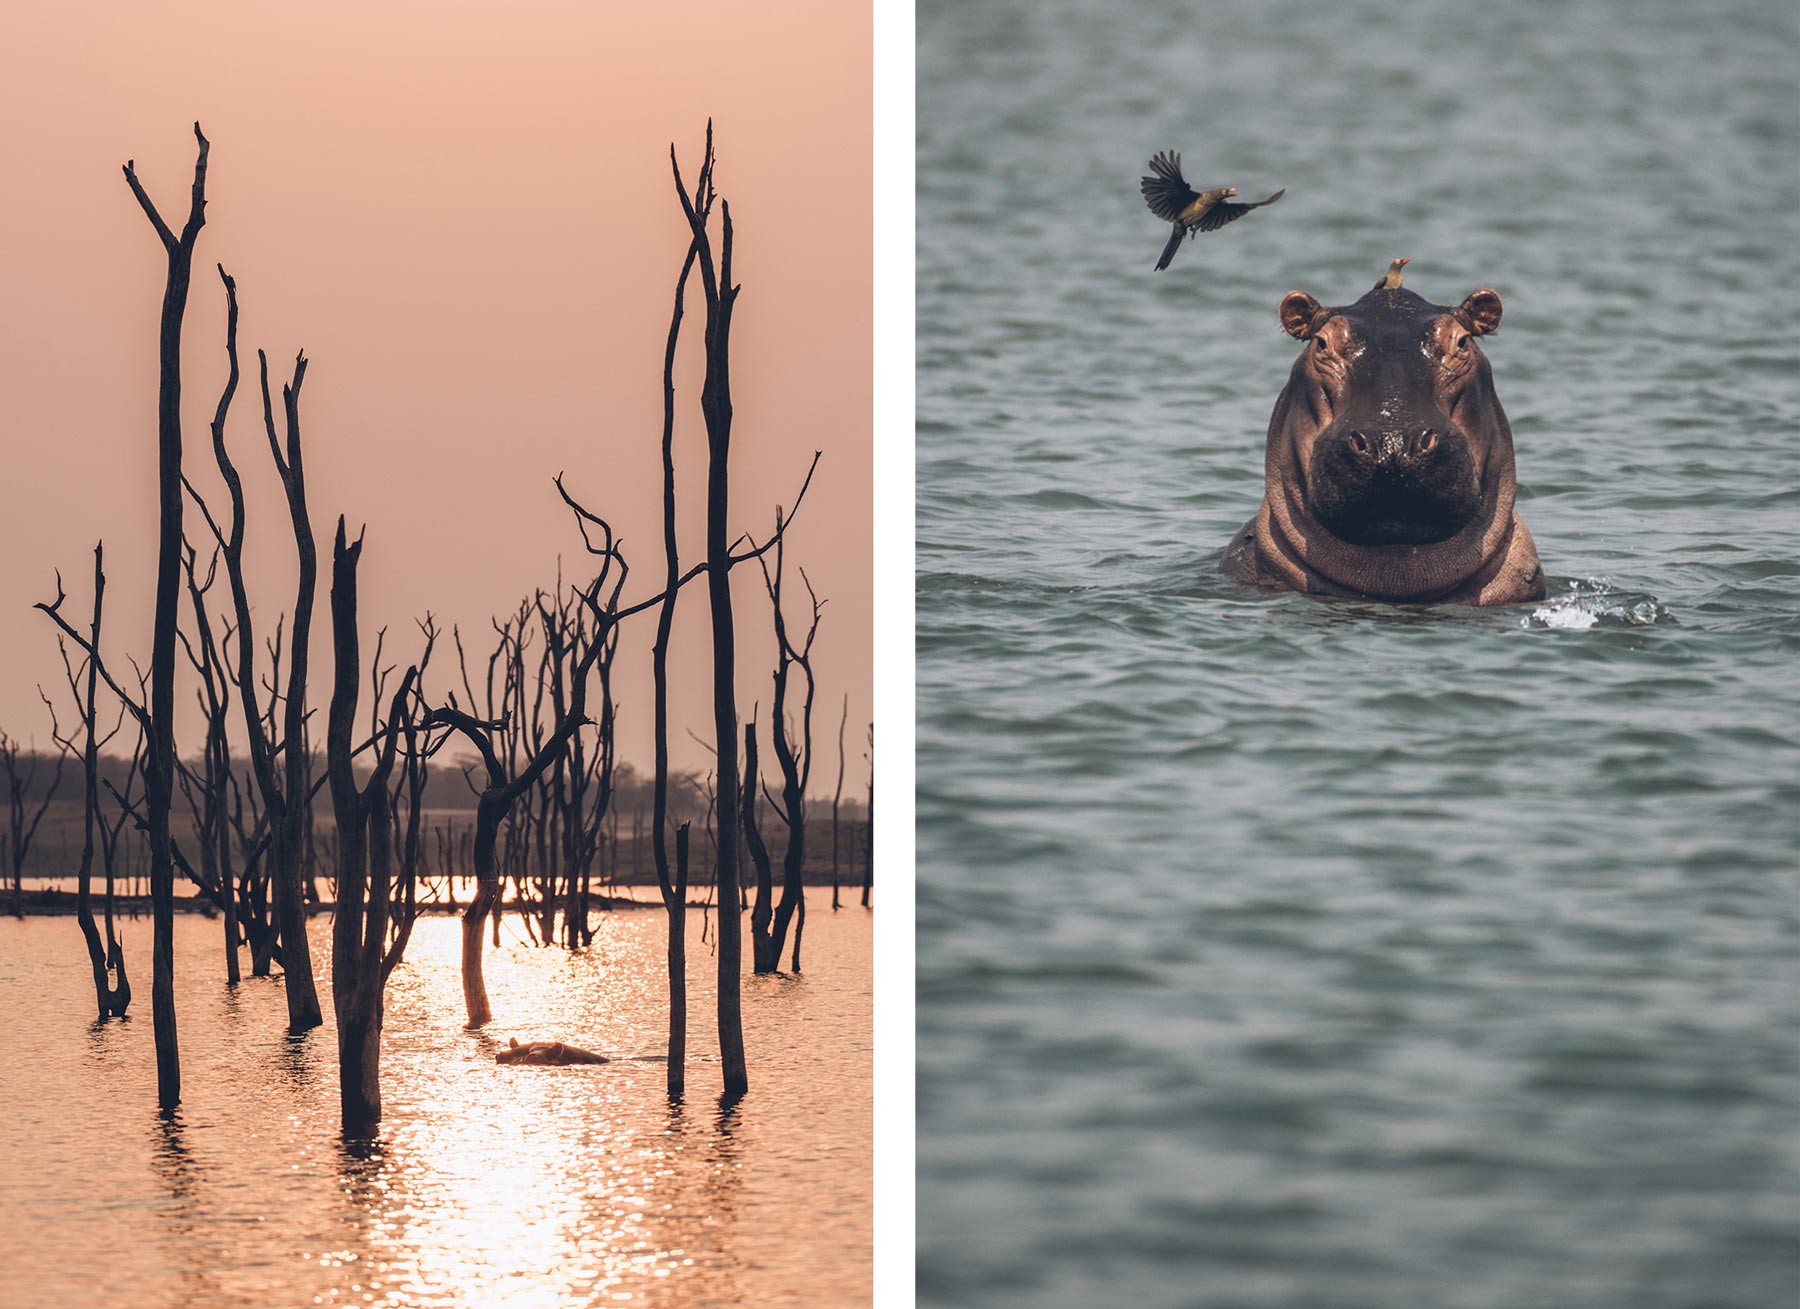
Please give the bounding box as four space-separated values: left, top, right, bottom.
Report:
1140 150 1285 271
1373 257 1411 291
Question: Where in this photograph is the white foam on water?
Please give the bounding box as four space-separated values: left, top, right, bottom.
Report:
1523 577 1669 630
1530 603 1601 630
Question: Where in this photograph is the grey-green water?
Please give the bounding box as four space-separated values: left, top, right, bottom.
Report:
916 1 1799 1305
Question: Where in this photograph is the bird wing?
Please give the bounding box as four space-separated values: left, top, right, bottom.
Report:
1191 188 1285 232
1140 151 1198 222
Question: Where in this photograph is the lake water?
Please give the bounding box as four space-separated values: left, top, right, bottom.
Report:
916 1 1799 1305
0 907 870 1308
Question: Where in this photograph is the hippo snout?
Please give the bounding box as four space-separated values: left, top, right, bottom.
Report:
1341 427 1441 470
1308 421 1481 548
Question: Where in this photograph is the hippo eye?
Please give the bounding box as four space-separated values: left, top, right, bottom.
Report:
1456 334 1471 351
1313 337 1328 354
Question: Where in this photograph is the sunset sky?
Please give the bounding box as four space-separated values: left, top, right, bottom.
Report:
0 2 872 789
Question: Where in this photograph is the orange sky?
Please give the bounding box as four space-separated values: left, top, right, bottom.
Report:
0 2 872 792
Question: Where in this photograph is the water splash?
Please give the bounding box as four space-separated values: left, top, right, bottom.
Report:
1522 577 1674 630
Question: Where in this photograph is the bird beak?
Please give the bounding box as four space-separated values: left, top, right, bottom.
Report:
1225 188 1238 197
1399 257 1411 266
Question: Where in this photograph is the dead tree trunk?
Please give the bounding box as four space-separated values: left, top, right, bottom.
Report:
669 823 690 1083
751 516 820 973
669 123 823 1087
674 121 749 1096
535 582 614 951
96 710 147 936
122 122 209 1109
390 619 439 948
580 629 619 941
176 541 239 984
428 697 583 1028
792 868 807 971
55 547 132 1016
862 725 874 909
652 223 700 1094
263 346 322 1028
832 694 847 911
743 722 777 972
326 519 423 1132
429 562 621 1029
185 263 322 1029
301 723 321 909
1 730 64 916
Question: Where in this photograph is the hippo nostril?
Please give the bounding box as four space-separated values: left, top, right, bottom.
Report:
1347 431 1370 456
1417 430 1438 455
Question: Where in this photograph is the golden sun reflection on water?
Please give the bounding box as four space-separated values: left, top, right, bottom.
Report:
318 913 835 1308
0 908 870 1309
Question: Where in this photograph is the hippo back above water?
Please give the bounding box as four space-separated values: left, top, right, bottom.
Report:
1223 280 1546 605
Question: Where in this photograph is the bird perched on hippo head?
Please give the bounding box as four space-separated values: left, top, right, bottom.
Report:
1373 257 1411 292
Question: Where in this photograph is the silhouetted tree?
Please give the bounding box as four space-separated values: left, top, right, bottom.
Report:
832 694 847 911
696 766 718 946
741 719 776 973
749 516 821 973
326 519 425 1132
43 546 130 1015
650 204 703 1094
427 523 630 1027
674 120 749 1095
449 608 532 948
121 121 210 1108
389 617 440 941
671 122 822 1091
183 260 324 1030
1 727 64 916
97 704 148 917
862 725 873 909
175 540 241 983
526 574 619 949
576 606 622 944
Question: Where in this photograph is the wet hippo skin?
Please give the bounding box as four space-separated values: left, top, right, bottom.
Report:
1223 281 1546 605
495 1037 609 1066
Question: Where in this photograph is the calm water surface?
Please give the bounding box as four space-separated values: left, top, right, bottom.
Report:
0 907 870 1308
917 0 1799 1305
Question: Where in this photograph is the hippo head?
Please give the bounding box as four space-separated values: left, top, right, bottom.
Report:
1254 281 1526 600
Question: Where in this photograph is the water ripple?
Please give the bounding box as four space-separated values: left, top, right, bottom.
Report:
918 0 1800 1304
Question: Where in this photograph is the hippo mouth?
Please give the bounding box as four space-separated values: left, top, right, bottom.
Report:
1304 427 1483 547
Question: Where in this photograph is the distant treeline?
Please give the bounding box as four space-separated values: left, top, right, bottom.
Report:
4 750 866 885
0 749 863 815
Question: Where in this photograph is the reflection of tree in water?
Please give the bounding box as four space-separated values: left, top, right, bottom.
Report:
588 1090 751 1306
152 1111 197 1199
150 1111 226 1306
274 1029 325 1093
83 1012 129 1070
326 1135 396 1305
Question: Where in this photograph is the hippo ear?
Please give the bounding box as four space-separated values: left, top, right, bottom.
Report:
1456 288 1503 336
1279 291 1326 340
509 1037 520 1047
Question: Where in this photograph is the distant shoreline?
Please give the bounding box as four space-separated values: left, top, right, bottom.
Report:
2 889 754 918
